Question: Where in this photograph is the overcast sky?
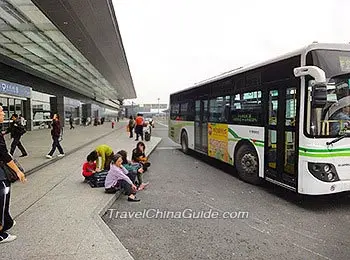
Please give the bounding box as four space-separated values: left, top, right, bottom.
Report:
112 0 349 105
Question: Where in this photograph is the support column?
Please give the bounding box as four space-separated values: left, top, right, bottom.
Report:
50 96 65 127
23 98 33 131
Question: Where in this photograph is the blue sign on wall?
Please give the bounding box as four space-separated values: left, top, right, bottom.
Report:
0 79 31 98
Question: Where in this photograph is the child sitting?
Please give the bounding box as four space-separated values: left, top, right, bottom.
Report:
104 154 140 202
82 153 97 182
117 150 149 191
132 141 151 172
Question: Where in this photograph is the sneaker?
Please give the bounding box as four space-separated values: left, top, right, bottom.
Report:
46 154 52 159
0 234 17 244
19 154 28 157
6 220 16 231
57 154 65 157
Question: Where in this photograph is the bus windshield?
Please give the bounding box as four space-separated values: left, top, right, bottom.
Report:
306 50 350 137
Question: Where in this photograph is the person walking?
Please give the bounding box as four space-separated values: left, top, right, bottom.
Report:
69 116 75 129
4 114 27 157
134 113 144 141
18 114 26 128
0 105 26 244
46 114 65 159
128 116 135 138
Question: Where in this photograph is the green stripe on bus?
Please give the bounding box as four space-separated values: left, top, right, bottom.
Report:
228 128 239 138
228 128 264 145
169 121 194 128
299 151 350 158
299 146 350 153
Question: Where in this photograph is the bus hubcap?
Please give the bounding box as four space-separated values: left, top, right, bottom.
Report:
241 154 257 174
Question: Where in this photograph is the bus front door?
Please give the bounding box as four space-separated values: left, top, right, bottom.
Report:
265 86 298 190
195 99 208 153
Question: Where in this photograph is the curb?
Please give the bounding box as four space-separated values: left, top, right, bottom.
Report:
97 138 161 216
24 125 125 176
91 137 162 260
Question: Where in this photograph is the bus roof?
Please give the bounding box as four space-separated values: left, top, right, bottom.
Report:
170 42 350 96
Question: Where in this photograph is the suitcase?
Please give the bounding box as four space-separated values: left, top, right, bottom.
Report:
145 132 151 141
88 170 108 188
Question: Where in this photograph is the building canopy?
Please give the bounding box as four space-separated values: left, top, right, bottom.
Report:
0 0 135 105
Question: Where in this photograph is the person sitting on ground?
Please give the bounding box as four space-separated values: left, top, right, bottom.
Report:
132 141 151 172
104 154 140 202
117 150 149 191
82 153 97 182
88 144 114 171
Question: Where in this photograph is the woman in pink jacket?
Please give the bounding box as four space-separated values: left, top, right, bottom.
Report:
104 154 140 202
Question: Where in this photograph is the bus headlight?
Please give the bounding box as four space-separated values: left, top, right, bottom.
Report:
308 163 339 182
323 164 331 173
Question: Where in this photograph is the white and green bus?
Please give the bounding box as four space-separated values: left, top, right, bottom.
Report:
169 43 350 195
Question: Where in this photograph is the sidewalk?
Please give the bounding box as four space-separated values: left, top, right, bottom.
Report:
6 122 124 174
0 123 161 259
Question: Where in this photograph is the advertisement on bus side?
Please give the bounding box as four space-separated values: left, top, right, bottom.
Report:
208 123 231 163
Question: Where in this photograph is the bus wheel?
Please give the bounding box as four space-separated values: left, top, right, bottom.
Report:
235 145 261 185
181 131 189 154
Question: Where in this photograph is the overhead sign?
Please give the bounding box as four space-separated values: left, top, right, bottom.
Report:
0 79 31 98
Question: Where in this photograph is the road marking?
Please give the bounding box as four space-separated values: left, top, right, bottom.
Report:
201 202 225 213
245 223 270 234
157 122 168 127
292 243 333 260
277 224 326 243
156 146 180 150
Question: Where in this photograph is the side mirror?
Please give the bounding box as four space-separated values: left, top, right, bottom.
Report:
294 66 327 108
293 66 326 83
311 83 327 108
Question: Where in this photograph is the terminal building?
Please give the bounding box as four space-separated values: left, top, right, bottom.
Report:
0 0 135 130
124 103 168 117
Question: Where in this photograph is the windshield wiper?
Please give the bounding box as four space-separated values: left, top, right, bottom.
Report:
326 132 350 146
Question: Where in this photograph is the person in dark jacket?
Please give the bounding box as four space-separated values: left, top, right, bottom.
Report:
128 116 135 138
46 114 64 159
131 142 151 172
69 116 75 129
0 105 26 244
4 114 27 157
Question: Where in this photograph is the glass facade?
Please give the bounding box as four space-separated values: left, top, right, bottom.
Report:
0 95 26 130
32 91 52 130
64 97 81 125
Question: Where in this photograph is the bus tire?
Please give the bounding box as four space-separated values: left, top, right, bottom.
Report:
235 145 261 185
181 131 189 154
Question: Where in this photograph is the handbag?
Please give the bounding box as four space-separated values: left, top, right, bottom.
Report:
58 127 64 142
2 159 24 183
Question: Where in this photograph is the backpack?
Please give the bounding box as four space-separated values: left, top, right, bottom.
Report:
16 125 27 136
88 170 108 188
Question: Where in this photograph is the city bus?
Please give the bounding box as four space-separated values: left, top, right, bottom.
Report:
169 43 350 195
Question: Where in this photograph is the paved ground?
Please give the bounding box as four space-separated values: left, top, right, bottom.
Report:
1 121 162 260
104 123 350 260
